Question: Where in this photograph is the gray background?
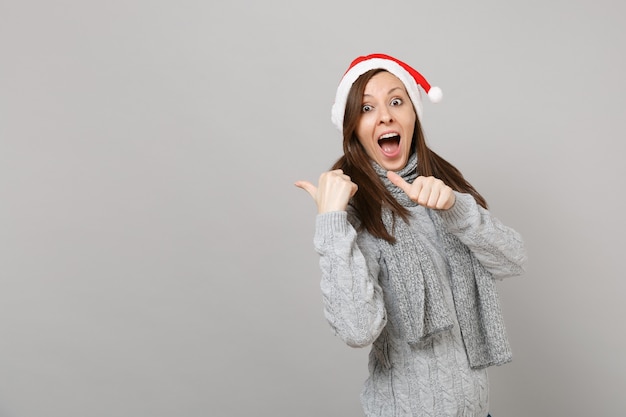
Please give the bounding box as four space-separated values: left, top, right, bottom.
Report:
1 0 624 416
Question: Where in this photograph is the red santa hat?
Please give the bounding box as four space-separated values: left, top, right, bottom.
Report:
331 53 442 131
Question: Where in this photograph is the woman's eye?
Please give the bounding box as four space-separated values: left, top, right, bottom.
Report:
391 98 403 106
362 104 373 112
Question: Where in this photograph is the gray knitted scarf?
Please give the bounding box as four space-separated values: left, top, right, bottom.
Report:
374 154 512 369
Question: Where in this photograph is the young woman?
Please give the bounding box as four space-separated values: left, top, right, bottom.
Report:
296 53 526 417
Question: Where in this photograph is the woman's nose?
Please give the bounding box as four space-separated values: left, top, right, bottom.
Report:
379 107 393 124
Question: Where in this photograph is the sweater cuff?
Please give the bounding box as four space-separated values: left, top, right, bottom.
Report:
437 191 476 229
314 211 352 240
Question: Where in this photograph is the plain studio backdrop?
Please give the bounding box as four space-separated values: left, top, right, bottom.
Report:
1 0 624 416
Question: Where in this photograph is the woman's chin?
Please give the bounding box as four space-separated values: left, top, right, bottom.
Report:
378 156 408 172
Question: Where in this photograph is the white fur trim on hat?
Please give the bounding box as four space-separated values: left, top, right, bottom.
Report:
330 54 442 131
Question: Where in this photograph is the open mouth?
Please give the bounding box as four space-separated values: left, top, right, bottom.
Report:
378 133 401 156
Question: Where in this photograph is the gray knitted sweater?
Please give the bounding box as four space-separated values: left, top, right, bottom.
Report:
313 192 526 417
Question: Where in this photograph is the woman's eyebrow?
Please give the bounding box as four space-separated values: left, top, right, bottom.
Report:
387 87 403 95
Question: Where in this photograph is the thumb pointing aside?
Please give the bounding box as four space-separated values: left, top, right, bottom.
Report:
386 171 412 194
387 171 456 210
294 180 317 200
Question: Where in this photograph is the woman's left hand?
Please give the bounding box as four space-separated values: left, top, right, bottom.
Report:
387 171 456 210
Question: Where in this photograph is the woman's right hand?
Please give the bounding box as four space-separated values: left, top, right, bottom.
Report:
295 170 358 214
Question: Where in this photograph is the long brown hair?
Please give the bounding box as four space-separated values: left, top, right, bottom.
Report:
332 69 487 243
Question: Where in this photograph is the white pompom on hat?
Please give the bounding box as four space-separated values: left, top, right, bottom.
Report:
331 53 442 131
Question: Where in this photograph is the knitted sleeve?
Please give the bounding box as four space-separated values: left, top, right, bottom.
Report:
313 211 387 348
437 192 527 279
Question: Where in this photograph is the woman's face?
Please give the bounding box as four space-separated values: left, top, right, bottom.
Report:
355 71 416 172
